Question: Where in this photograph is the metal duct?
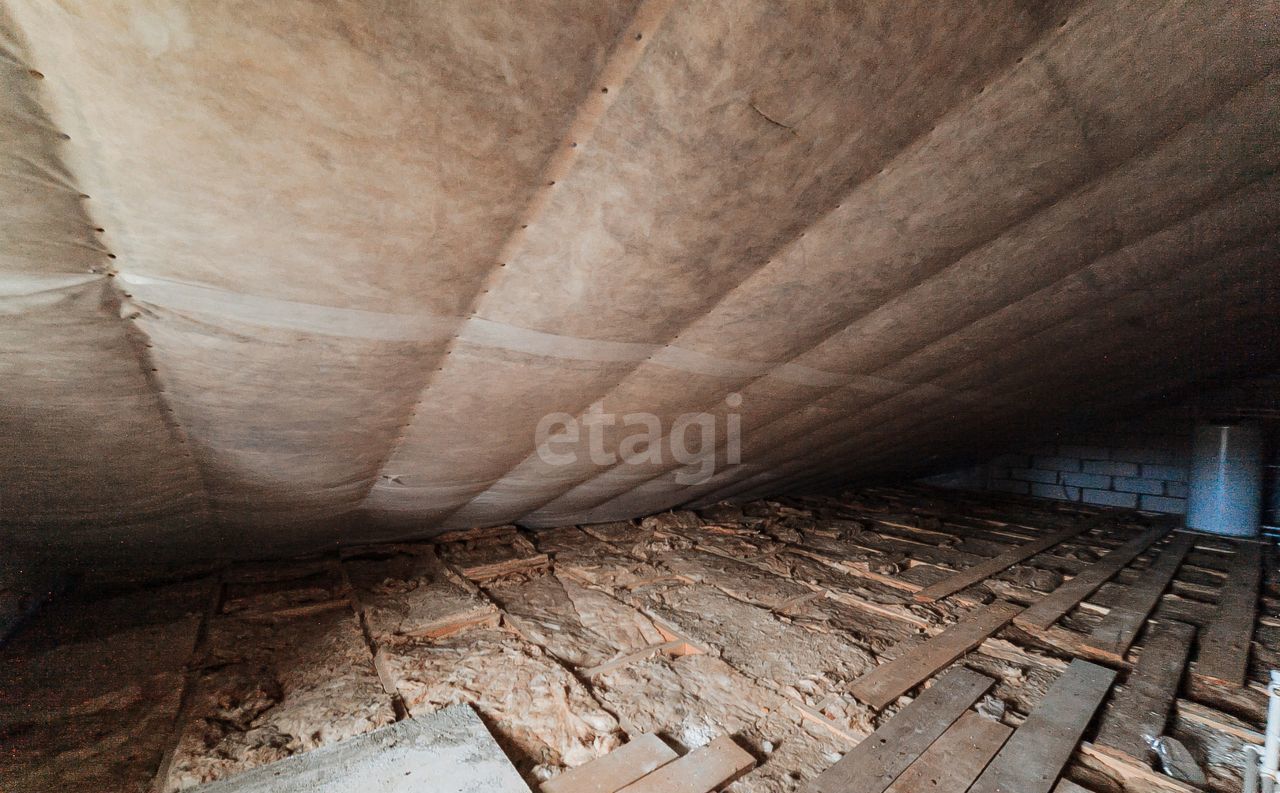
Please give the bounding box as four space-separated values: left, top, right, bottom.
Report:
1187 421 1265 537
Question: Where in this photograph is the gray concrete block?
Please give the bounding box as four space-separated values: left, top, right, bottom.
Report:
1111 447 1178 466
1113 477 1164 495
991 479 1030 495
1082 489 1138 508
1140 464 1187 482
190 704 531 793
1082 460 1139 477
1033 456 1081 472
1140 495 1188 514
1164 481 1189 498
1061 472 1111 489
1031 483 1070 500
1058 446 1110 461
1011 468 1058 484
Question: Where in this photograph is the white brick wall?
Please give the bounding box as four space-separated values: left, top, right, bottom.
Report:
930 414 1193 514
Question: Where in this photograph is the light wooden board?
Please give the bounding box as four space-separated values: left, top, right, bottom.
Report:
968 659 1117 793
615 736 754 793
1194 541 1261 687
914 523 1090 602
803 666 993 793
1015 527 1170 631
1082 533 1194 661
542 734 678 793
883 711 1011 793
849 601 1022 710
1094 620 1195 763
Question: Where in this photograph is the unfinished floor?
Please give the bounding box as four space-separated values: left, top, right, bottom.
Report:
2 484 1274 793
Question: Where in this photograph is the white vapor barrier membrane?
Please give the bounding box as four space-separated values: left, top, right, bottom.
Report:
363 340 642 529
2 0 1279 564
1 16 213 563
131 306 432 542
2 0 649 552
448 366 835 527
500 33 1280 524
0 282 213 563
117 272 892 385
419 2 1061 528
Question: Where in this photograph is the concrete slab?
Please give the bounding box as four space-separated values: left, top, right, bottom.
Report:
188 704 531 793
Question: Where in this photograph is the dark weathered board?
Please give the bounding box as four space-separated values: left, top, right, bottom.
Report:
1015 527 1170 631
849 601 1022 710
968 659 1117 793
1094 620 1196 762
913 524 1090 602
1194 541 1262 687
1083 532 1194 661
803 666 993 793
883 711 1011 793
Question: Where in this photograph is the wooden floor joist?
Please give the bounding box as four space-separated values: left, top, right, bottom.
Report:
1094 620 1196 764
614 736 754 793
804 666 993 793
968 659 1117 793
913 523 1091 602
1082 532 1195 662
1194 541 1262 687
542 734 678 793
1014 526 1170 632
882 711 1011 793
848 600 1022 710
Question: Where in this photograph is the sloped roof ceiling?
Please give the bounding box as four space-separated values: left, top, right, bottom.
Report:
2 0 1278 565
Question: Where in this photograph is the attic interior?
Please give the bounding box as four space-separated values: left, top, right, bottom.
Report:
3 2 1280 792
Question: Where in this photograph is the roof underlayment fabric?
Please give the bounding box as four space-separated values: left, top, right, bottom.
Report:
2 0 1279 565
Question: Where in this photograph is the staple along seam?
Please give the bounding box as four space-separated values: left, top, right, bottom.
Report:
114 272 952 394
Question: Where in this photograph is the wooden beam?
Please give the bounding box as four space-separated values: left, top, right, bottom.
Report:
969 659 1117 793
615 735 754 793
883 711 1011 793
913 523 1090 602
542 734 678 793
1076 743 1200 793
803 666 993 793
1082 533 1194 662
1194 541 1261 687
849 601 1022 710
1015 527 1169 632
1053 780 1092 793
1094 621 1196 763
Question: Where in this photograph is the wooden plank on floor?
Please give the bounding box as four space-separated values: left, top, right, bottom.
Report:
803 666 994 793
615 735 754 793
1053 780 1092 793
883 711 1011 793
913 523 1090 602
542 733 679 793
1076 743 1201 793
849 601 1022 710
1094 620 1195 764
1082 532 1194 662
1194 541 1261 687
1015 527 1170 632
968 659 1117 793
